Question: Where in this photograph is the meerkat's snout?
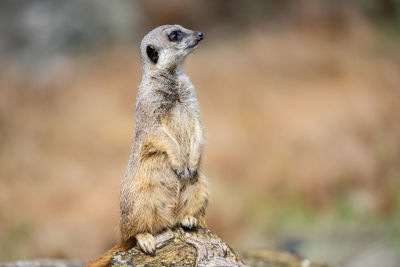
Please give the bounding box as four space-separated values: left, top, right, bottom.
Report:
196 31 204 41
183 31 203 53
192 31 204 46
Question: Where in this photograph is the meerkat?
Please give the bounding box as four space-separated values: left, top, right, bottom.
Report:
83 25 209 267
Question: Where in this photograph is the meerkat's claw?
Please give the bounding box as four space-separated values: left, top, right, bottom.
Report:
172 167 185 179
188 168 197 179
181 215 197 229
136 233 156 255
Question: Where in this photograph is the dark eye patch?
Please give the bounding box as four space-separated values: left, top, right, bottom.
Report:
168 30 183 42
146 45 159 64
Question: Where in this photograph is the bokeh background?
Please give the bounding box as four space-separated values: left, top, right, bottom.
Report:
1 0 400 266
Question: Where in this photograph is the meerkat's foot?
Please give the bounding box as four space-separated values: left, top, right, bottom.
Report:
187 168 197 179
181 215 197 229
136 233 156 255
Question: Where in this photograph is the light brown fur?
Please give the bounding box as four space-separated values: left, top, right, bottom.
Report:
83 25 209 267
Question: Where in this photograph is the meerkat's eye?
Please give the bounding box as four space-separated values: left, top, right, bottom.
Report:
168 30 183 42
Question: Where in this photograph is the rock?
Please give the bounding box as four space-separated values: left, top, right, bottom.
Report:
110 227 246 267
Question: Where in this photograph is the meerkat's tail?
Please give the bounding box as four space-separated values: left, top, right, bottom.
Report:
81 243 127 267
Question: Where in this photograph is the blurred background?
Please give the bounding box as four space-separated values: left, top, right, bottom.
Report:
1 0 400 266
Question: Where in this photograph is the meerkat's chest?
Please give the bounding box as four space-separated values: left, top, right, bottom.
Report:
160 101 196 151
169 102 195 134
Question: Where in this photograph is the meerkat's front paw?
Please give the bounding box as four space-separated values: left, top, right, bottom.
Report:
172 166 185 179
181 215 197 229
187 168 198 179
170 158 186 179
136 233 156 255
187 156 200 179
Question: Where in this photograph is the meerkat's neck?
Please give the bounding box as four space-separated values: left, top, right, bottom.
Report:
145 63 184 79
141 63 192 95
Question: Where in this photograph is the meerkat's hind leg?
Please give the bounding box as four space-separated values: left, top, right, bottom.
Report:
136 233 156 255
181 215 197 229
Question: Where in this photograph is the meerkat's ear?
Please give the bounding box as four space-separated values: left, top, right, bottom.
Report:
146 45 159 64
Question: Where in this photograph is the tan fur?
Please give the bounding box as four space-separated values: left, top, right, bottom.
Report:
82 241 133 267
83 25 209 267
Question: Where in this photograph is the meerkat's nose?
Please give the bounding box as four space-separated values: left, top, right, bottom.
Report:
195 31 204 41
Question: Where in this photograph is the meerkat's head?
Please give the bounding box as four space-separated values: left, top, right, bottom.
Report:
140 25 204 72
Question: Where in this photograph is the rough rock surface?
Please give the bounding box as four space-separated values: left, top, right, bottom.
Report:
110 227 246 267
